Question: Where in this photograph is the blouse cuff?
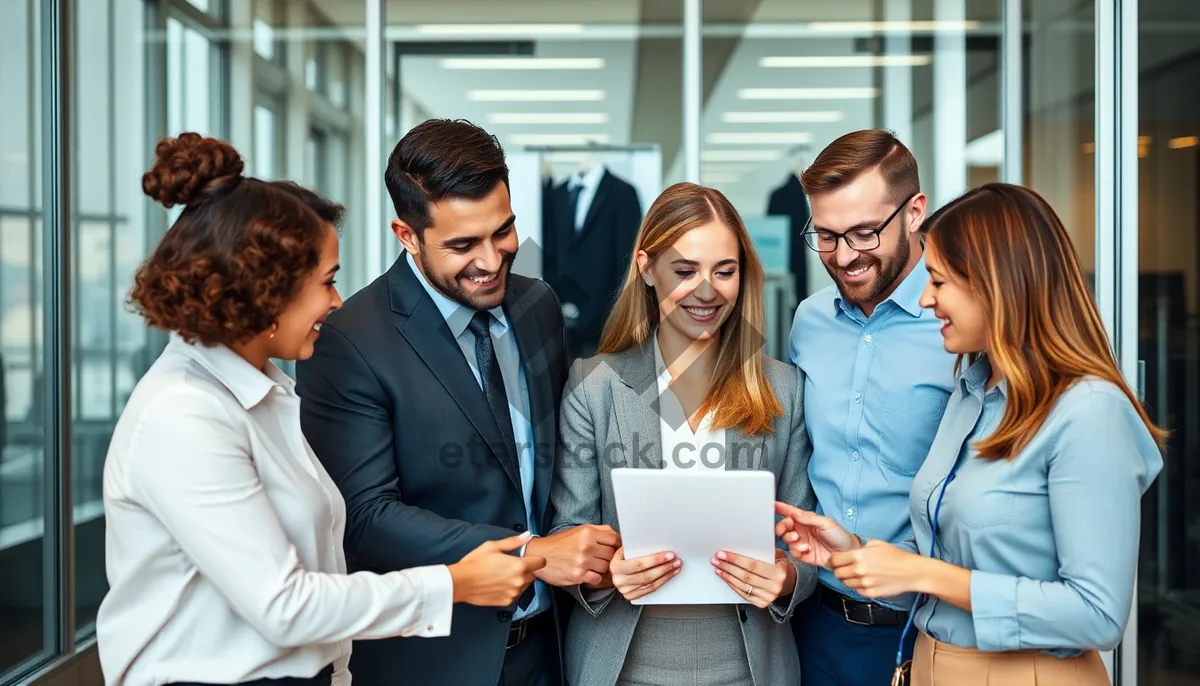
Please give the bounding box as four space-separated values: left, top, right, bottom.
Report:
970 570 1020 651
413 564 455 638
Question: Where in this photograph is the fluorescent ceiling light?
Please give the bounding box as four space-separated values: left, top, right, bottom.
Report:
509 133 611 146
808 20 981 32
703 172 743 185
417 24 583 36
760 55 932 68
708 132 812 145
701 150 781 162
488 113 610 125
469 90 605 102
964 130 1003 167
738 87 879 100
441 57 604 70
1168 135 1199 149
722 111 843 124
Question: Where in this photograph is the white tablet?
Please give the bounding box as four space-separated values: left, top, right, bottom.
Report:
610 468 777 605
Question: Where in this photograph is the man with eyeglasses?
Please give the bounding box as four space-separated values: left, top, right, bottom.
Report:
784 130 957 686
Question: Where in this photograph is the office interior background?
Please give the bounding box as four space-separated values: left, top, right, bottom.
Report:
2 0 1198 684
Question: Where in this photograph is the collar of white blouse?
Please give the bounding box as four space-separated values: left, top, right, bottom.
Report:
652 337 725 471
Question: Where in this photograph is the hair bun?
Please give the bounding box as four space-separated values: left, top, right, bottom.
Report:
143 132 245 209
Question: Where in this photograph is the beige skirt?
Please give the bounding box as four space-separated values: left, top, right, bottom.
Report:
911 633 1109 686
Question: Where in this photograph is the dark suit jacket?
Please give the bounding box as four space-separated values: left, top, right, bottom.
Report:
543 169 642 352
766 173 812 304
295 256 570 686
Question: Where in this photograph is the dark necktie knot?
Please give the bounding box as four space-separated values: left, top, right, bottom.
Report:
468 310 492 340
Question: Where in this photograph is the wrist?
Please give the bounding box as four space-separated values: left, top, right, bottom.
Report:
910 555 940 595
447 563 466 604
522 534 543 558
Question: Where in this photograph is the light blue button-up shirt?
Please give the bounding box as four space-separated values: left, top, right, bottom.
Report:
789 256 957 606
907 356 1163 654
406 253 547 619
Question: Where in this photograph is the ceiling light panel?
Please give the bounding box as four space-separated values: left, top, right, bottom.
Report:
441 57 604 70
722 111 844 124
807 20 981 32
708 132 812 145
488 113 610 125
509 133 612 146
738 87 879 100
760 55 932 68
468 90 605 102
701 150 781 162
417 24 584 36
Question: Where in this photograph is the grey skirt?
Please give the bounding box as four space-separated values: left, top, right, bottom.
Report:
616 611 753 686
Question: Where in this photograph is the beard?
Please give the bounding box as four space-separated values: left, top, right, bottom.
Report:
824 233 910 308
420 247 517 311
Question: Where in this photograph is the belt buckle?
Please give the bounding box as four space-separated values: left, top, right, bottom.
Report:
842 597 875 626
506 618 527 649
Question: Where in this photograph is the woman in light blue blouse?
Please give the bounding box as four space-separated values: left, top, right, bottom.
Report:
775 182 1165 686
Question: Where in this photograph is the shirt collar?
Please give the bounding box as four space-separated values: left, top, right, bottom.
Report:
170 333 293 409
405 252 508 339
833 253 930 319
570 163 606 193
957 353 1008 398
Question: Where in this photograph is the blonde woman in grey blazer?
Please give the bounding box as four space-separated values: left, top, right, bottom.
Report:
548 183 818 686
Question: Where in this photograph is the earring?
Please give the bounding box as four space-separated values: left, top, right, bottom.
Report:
268 322 277 339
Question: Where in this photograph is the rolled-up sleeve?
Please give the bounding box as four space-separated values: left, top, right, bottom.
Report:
970 389 1159 652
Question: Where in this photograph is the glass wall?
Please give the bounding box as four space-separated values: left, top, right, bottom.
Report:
0 0 48 678
4 1 1197 684
1136 1 1200 684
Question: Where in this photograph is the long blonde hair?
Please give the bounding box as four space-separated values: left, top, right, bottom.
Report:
598 182 783 435
925 183 1167 458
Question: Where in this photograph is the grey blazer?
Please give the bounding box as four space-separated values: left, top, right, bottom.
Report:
548 340 818 686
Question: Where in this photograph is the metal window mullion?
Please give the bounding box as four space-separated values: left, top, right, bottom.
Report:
364 0 383 277
1115 0 1139 681
682 0 701 183
41 0 76 654
108 0 118 423
1001 0 1023 185
1095 0 1117 344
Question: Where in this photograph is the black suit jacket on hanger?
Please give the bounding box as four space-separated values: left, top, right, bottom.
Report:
767 173 812 304
544 168 642 351
295 258 570 686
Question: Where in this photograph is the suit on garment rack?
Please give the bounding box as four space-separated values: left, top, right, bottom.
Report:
766 173 812 305
543 166 642 358
295 255 571 686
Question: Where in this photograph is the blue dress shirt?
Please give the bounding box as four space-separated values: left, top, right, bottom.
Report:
789 256 957 606
907 356 1163 654
406 253 548 619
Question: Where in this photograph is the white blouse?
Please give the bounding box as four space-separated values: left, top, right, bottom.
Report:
96 335 453 686
653 337 726 470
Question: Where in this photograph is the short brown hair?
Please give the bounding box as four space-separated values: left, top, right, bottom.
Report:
384 119 509 236
800 129 919 203
130 132 338 346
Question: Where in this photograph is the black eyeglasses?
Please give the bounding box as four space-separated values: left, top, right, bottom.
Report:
801 193 917 253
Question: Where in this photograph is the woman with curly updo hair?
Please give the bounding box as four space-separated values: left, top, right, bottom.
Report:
96 133 545 686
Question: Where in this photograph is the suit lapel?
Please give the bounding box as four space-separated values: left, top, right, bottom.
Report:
504 280 557 526
612 341 664 470
389 258 522 492
724 424 767 471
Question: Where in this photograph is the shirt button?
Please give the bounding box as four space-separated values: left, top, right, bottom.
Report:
426 624 434 631
852 451 860 461
846 508 855 518
853 393 861 404
864 335 873 344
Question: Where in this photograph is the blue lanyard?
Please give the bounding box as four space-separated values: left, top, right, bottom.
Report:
894 456 962 669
